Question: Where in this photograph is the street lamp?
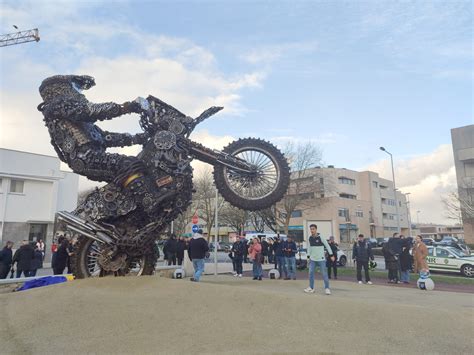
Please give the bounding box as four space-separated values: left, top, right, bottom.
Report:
405 192 412 237
416 210 421 225
379 147 401 234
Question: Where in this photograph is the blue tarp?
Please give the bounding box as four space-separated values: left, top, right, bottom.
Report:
16 276 69 291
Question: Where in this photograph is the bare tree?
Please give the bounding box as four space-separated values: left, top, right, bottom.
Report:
257 141 328 234
442 185 474 223
172 205 193 237
219 203 249 234
249 211 267 233
193 169 226 239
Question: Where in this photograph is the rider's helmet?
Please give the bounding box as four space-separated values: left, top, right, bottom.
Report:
39 75 96 101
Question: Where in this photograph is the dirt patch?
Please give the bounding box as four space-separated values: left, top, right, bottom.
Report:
0 275 473 354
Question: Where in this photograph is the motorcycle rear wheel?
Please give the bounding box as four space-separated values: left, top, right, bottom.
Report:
71 236 157 279
213 138 290 211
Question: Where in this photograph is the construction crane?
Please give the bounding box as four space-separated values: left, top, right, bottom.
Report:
0 28 40 47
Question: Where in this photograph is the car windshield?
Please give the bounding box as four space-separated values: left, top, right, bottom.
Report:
446 247 465 257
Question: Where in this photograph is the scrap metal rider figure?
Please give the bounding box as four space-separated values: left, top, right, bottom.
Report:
37 75 157 216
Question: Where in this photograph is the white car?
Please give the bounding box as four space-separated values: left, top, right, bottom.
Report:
295 248 347 267
426 246 474 278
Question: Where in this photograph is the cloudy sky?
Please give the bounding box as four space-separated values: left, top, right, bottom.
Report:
1 0 472 225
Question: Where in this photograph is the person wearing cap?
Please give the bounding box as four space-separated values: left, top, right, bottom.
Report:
187 229 209 282
352 234 374 284
304 224 334 295
326 236 339 279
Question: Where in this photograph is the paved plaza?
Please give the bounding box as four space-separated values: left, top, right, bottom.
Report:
0 275 472 354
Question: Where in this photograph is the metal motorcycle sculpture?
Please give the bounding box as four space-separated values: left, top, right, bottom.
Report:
38 75 290 278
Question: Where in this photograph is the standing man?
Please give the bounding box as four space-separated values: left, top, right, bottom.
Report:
304 224 334 295
231 236 245 277
187 229 209 282
0 241 14 279
12 240 35 278
261 237 269 264
283 236 297 280
176 236 186 266
326 236 338 279
164 234 178 266
274 235 287 279
352 234 374 284
388 232 403 282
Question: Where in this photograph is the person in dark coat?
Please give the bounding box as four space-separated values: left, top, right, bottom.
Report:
12 240 35 278
273 236 287 279
352 234 374 284
326 236 339 279
187 229 209 282
400 237 413 283
164 234 178 265
231 236 245 277
0 241 14 279
53 237 71 275
176 236 186 266
387 232 403 280
382 240 399 283
30 247 44 277
261 238 269 264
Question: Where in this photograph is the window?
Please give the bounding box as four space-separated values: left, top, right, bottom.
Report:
383 226 398 231
339 193 356 199
355 210 363 218
320 177 324 184
382 198 396 206
10 179 24 193
436 249 450 258
291 210 302 218
338 208 349 219
320 193 325 198
380 185 388 190
338 177 356 185
298 192 314 200
372 181 378 188
383 213 395 220
293 176 313 183
428 248 434 256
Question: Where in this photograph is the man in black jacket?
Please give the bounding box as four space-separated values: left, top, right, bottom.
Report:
176 236 187 266
231 236 245 277
164 234 178 265
326 236 339 279
387 233 403 281
12 240 35 278
187 229 209 282
0 241 14 279
352 234 374 284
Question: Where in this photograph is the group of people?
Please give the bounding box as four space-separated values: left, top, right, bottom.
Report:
0 240 44 279
382 233 429 284
162 234 188 266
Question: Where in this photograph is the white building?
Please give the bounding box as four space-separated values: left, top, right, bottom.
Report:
0 149 79 259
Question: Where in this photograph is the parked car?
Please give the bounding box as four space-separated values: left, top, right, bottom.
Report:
422 238 436 246
368 238 378 248
376 237 389 247
294 247 347 268
437 237 470 255
426 246 474 277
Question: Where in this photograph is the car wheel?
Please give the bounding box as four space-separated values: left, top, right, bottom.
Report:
339 256 347 267
461 264 473 278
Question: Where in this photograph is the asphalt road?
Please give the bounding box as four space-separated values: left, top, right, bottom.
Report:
1 275 473 354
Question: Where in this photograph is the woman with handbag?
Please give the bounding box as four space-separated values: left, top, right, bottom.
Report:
248 237 263 280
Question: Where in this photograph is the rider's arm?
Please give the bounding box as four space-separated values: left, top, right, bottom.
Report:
100 129 148 148
85 100 141 122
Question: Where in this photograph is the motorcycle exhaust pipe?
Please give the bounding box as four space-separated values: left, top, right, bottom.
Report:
66 224 115 245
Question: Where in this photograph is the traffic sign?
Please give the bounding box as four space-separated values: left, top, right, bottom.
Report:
192 214 198 224
192 224 199 233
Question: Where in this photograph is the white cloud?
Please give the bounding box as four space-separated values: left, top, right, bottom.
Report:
363 144 458 225
240 40 319 65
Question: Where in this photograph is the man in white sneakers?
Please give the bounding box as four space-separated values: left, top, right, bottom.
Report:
304 224 335 295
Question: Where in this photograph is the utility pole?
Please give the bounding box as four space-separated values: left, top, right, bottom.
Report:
0 28 40 47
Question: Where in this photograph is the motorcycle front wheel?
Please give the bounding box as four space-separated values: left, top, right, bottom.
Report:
213 138 290 211
71 236 157 279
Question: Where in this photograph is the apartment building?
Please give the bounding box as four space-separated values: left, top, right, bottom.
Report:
285 166 409 244
451 125 474 242
0 149 79 260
